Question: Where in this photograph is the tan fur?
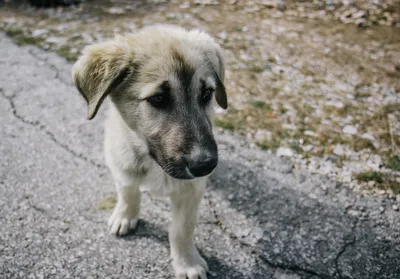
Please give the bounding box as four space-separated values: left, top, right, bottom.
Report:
72 24 228 279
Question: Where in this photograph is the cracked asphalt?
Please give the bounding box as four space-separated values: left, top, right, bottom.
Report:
1 33 400 279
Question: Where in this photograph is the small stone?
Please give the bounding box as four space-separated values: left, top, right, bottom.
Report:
254 129 272 142
277 147 293 157
343 125 358 135
352 10 366 19
32 29 48 37
392 205 399 211
217 31 227 40
361 133 375 141
46 36 67 45
302 145 314 152
238 227 252 238
379 206 385 213
106 7 126 15
333 145 345 156
282 124 297 130
377 189 386 195
304 130 316 137
227 194 234 200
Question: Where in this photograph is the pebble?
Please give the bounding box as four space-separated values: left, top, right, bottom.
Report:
32 29 48 37
333 145 345 156
343 125 358 135
277 147 293 157
106 7 126 15
254 129 273 142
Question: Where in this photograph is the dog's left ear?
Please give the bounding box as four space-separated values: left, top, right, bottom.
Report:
72 40 132 120
208 47 227 109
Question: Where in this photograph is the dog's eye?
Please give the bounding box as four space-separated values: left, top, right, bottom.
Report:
147 93 168 108
201 89 213 104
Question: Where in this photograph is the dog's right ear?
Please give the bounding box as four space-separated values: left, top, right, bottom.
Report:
72 40 132 120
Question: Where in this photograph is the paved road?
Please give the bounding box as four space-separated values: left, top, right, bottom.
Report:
0 33 399 279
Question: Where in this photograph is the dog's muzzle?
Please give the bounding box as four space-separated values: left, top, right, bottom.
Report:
186 156 218 178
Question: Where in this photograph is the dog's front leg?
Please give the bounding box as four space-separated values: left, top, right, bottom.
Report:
108 171 141 236
169 179 208 279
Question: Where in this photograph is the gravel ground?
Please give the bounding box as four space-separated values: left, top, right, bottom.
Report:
1 0 399 200
1 33 400 279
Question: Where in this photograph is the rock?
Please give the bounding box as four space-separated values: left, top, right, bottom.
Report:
302 145 314 152
106 7 125 15
277 147 293 157
325 100 344 108
261 0 276 8
45 36 67 45
304 130 316 137
217 31 227 40
352 10 366 19
343 125 358 135
32 29 48 37
254 129 273 142
333 145 345 156
361 133 375 141
282 124 297 130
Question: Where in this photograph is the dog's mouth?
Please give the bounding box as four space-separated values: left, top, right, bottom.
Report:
152 158 218 180
164 165 195 180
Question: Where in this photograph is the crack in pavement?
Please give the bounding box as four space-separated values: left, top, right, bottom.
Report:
205 195 325 278
334 218 359 279
0 92 105 170
334 236 356 279
27 49 71 87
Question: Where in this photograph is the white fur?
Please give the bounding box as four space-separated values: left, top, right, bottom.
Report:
104 103 209 278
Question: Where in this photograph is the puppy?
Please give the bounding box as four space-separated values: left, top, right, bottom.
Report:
72 25 227 279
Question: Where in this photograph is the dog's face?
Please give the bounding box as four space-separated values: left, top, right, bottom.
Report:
72 25 227 180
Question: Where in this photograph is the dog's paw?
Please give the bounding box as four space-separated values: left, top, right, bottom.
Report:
172 250 208 279
107 205 138 236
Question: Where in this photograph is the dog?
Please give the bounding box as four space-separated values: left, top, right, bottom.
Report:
72 25 227 279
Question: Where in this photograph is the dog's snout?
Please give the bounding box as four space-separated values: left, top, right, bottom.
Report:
187 156 218 177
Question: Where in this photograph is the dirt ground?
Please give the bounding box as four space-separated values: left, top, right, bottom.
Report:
1 0 399 200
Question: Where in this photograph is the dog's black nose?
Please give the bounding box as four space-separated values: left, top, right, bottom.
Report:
187 157 218 177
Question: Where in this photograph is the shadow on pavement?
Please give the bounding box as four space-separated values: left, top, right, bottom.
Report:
120 219 249 279
208 149 400 279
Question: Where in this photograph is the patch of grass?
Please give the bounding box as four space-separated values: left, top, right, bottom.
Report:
5 26 23 37
352 138 375 152
248 65 265 73
361 103 400 148
290 142 303 154
355 171 400 194
255 138 281 151
278 104 288 114
5 26 44 46
214 118 236 131
96 196 117 210
56 47 78 62
384 155 400 171
355 171 384 183
378 179 400 195
248 100 272 110
336 103 356 117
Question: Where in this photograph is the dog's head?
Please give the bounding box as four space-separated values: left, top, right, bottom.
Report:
72 25 227 180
